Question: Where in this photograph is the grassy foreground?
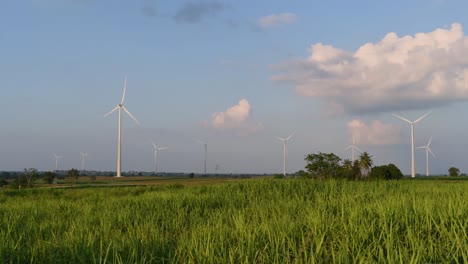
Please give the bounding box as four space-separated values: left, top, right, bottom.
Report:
1 179 467 263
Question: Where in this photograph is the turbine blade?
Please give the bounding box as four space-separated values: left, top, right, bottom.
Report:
416 146 426 149
285 131 296 141
428 148 436 157
413 111 431 124
158 147 168 150
122 106 140 125
354 145 362 153
345 145 352 150
120 76 127 105
150 139 157 149
276 137 285 142
104 106 119 117
392 113 412 124
427 137 433 146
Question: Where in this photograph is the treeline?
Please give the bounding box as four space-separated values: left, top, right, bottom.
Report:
295 152 404 180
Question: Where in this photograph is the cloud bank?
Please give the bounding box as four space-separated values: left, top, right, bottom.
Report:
174 1 224 23
210 99 262 134
274 23 468 115
257 13 297 29
347 119 401 146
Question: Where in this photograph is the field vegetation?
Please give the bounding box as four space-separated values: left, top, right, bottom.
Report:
1 178 467 263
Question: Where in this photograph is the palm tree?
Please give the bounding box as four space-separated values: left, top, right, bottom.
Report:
359 152 373 177
342 159 353 171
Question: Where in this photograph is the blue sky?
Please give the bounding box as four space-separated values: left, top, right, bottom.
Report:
2 0 468 175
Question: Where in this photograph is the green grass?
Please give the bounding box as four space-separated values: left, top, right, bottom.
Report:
1 179 467 263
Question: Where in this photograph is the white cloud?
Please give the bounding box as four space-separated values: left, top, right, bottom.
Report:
210 99 263 134
257 13 297 29
274 23 468 115
347 119 401 146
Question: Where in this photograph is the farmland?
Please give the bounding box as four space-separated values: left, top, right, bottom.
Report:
1 178 468 263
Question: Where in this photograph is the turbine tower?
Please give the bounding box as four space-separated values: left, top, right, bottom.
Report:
53 153 63 171
104 77 140 177
417 137 435 177
80 152 88 171
345 136 362 162
393 111 431 178
276 131 296 176
196 139 207 175
151 140 167 175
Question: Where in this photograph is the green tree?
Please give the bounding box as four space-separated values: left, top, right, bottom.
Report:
67 168 80 180
42 171 57 184
369 164 403 180
305 152 342 179
342 159 353 172
294 170 311 179
22 168 38 187
359 152 373 177
448 167 460 177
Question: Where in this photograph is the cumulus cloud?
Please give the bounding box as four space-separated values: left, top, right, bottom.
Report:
274 23 468 115
210 99 263 134
347 119 401 146
257 13 297 29
174 1 224 23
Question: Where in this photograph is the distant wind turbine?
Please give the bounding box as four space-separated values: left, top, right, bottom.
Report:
151 140 167 175
53 153 63 171
345 136 362 162
104 77 140 177
393 111 431 178
80 152 88 171
276 131 296 176
196 139 207 175
417 137 435 177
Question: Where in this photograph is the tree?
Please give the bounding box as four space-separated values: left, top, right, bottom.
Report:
67 168 80 180
369 164 403 180
305 152 342 179
448 167 460 177
386 164 404 179
22 168 38 187
42 171 57 184
359 152 373 177
294 170 311 179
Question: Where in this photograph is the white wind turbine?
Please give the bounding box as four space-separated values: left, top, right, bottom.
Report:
345 136 362 162
104 77 140 177
53 153 63 171
393 111 431 178
417 137 435 177
151 140 168 175
196 139 207 175
276 131 296 176
80 152 88 171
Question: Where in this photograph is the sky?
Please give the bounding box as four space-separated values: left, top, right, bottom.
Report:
2 0 468 175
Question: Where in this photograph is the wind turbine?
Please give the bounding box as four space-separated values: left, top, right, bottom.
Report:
345 136 362 162
196 139 207 175
393 111 431 178
151 140 167 175
53 153 63 171
80 152 88 171
276 131 296 176
104 77 140 177
417 137 435 177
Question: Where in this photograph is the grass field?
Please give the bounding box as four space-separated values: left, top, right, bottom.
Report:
1 178 467 263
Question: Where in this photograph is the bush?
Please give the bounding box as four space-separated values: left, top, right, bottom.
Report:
369 164 403 180
273 174 284 179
